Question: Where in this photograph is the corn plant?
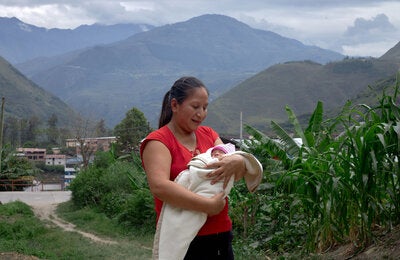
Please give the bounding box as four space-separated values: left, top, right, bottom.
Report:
241 75 400 254
332 79 400 245
242 100 338 253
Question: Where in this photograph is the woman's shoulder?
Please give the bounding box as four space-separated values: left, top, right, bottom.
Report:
196 125 217 135
146 125 171 139
140 126 173 154
196 126 219 141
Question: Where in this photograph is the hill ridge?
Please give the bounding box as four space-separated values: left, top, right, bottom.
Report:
0 55 81 128
205 53 400 135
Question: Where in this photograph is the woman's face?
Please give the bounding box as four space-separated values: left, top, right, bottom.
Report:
172 87 209 133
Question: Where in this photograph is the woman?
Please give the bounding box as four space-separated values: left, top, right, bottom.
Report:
140 76 257 259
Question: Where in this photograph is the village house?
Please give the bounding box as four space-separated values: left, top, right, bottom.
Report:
45 154 66 166
65 136 117 155
16 148 46 162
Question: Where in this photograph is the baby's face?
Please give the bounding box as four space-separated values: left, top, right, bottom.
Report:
211 149 225 158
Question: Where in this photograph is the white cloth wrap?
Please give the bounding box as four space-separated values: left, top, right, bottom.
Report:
153 151 263 260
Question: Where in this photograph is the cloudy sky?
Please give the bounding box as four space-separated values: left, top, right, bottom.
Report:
1 0 399 57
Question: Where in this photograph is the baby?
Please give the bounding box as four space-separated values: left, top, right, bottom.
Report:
176 143 236 197
211 143 234 158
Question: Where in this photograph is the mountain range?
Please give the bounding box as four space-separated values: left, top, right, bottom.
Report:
0 17 153 64
9 14 343 128
2 14 399 137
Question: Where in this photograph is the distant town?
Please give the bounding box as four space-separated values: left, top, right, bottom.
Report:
15 136 116 190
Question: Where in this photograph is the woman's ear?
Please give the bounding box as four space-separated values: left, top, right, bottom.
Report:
170 98 178 112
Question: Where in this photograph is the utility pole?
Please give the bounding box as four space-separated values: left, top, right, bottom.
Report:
240 111 243 149
0 97 5 175
240 111 243 141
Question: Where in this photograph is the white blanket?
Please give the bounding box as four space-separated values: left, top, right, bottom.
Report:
153 151 263 260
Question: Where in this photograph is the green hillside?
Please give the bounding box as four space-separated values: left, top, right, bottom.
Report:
0 56 81 128
333 74 399 117
205 48 400 135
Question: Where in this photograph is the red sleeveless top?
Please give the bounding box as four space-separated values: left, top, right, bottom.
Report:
140 125 232 235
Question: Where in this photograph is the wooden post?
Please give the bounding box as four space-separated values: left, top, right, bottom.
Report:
0 97 5 176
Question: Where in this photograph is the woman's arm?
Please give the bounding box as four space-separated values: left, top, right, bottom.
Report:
142 140 226 216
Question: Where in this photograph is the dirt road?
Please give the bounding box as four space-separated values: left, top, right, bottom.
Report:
0 191 71 205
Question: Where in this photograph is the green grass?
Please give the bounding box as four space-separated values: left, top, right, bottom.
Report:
0 201 153 259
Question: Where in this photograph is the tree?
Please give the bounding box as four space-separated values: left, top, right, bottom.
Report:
94 119 110 137
19 116 40 147
47 113 59 145
3 116 20 147
0 144 39 189
71 118 97 169
114 107 152 154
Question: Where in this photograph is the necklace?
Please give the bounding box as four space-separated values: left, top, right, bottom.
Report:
168 123 198 155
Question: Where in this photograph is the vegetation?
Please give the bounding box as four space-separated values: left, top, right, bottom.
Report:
0 145 40 191
68 148 155 234
0 201 153 259
231 74 400 257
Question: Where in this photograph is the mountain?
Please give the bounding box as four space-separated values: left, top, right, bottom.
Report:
16 14 344 127
205 43 400 135
0 55 81 128
0 17 153 64
380 41 400 61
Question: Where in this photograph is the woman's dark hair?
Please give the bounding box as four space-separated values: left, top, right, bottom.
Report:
158 76 209 128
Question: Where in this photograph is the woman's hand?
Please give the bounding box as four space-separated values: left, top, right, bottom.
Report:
206 192 226 216
206 154 246 188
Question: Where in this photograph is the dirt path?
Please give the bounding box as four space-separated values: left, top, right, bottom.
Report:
32 203 118 244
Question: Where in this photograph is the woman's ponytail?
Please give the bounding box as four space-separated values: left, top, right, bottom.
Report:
158 90 172 128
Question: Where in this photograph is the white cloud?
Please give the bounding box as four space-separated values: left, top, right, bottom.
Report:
236 3 400 57
344 14 396 40
339 13 399 57
0 4 94 28
342 41 399 57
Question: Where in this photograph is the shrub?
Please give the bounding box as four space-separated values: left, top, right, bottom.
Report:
69 167 107 208
69 151 155 232
118 189 155 229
